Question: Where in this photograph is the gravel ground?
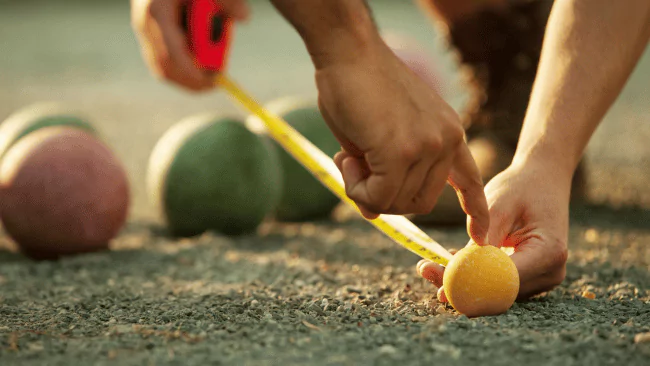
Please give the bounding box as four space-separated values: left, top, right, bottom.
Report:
1 209 649 365
1 1 649 365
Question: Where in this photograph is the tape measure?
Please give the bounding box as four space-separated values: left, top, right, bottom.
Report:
182 0 453 266
183 0 232 73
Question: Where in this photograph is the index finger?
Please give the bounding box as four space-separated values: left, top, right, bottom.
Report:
447 143 489 245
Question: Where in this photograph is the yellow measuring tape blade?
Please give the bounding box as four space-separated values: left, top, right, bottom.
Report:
217 74 452 267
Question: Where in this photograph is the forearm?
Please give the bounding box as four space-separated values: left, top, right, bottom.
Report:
269 0 379 69
514 0 650 176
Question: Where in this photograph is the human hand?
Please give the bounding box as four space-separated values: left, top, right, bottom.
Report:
417 160 571 301
317 38 489 244
130 0 249 90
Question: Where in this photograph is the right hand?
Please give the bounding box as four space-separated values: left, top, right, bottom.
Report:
130 0 250 91
317 37 489 244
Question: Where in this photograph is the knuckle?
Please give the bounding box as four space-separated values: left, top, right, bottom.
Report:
449 123 465 146
424 135 443 155
442 107 464 141
399 144 422 162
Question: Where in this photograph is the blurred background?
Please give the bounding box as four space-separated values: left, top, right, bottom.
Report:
0 0 649 222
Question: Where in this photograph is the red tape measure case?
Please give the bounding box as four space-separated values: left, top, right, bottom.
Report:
184 0 233 73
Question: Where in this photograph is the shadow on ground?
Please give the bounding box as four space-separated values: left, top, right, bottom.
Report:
571 202 650 231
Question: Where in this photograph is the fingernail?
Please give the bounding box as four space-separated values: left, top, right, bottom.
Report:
416 259 429 275
420 263 444 286
437 287 448 303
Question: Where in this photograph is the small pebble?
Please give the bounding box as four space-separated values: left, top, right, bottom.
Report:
635 333 650 344
581 291 596 300
378 345 397 355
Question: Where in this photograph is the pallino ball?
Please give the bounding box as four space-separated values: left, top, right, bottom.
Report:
442 243 519 317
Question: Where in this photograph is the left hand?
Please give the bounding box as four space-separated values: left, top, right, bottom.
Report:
130 0 250 91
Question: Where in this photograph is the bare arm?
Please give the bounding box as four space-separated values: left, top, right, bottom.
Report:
268 0 377 69
268 0 490 240
131 0 491 242
418 0 650 302
514 0 650 176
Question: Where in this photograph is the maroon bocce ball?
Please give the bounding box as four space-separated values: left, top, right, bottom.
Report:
0 126 130 260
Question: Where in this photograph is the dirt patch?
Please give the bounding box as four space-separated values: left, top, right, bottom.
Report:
1 208 649 365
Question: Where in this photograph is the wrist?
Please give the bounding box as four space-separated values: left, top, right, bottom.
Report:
294 2 380 69
511 142 579 184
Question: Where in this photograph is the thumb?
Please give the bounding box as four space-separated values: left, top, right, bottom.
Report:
448 143 489 245
485 206 516 248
